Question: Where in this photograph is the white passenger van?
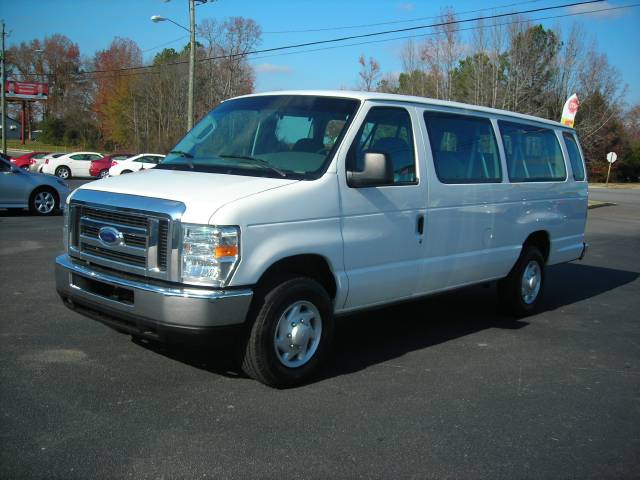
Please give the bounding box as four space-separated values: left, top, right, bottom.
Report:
55 91 588 387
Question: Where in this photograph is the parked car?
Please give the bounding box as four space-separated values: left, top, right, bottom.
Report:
38 152 67 172
107 153 165 176
10 151 50 171
0 155 69 215
41 151 103 179
89 153 133 178
55 90 588 388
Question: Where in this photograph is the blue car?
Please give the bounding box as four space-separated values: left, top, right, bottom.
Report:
0 154 70 216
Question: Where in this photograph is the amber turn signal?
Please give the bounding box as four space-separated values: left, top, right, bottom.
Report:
214 245 238 258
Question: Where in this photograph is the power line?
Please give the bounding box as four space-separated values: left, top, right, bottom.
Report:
249 3 640 63
75 2 638 81
72 0 606 77
262 0 545 34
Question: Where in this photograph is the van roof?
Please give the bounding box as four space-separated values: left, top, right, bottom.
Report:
234 89 570 130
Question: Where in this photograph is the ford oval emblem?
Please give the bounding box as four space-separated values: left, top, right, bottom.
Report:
98 226 123 246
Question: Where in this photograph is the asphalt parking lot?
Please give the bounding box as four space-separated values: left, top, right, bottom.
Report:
1 184 639 479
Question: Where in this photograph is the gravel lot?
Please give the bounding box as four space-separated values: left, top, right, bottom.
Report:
1 184 638 479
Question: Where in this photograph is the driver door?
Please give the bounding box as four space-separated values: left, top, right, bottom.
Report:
338 104 428 309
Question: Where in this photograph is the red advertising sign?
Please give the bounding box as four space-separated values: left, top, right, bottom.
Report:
4 81 49 100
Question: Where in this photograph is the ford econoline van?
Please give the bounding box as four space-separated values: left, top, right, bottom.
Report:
55 91 588 387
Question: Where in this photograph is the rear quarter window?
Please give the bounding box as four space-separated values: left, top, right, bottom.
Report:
562 132 586 181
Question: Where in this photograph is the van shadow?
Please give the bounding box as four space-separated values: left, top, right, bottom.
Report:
134 262 638 384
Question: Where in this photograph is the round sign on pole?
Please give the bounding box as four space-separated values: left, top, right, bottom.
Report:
606 152 618 164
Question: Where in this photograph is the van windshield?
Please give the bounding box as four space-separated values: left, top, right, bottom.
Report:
157 95 360 179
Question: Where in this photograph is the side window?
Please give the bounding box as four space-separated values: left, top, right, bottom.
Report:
423 111 502 184
347 107 416 185
499 121 566 182
562 132 586 181
69 154 84 161
88 154 102 161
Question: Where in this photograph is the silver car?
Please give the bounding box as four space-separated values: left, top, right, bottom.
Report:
0 155 70 215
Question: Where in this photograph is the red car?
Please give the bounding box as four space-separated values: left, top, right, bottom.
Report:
10 151 50 171
89 153 133 178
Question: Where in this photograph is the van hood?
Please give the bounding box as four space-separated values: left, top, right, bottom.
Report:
77 168 299 224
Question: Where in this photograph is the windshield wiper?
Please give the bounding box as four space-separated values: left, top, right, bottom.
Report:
169 150 193 158
167 150 194 169
219 154 287 177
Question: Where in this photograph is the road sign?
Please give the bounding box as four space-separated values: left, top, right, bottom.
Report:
606 152 618 164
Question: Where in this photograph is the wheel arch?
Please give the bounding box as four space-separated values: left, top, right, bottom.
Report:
254 254 337 300
522 230 550 264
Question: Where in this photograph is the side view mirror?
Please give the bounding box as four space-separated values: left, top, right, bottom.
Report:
347 152 394 188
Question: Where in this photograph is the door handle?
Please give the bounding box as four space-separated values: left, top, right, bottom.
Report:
416 214 424 235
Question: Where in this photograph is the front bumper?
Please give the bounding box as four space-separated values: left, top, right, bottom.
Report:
55 254 253 342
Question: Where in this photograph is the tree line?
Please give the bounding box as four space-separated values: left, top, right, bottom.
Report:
6 16 260 154
6 10 639 181
358 9 640 181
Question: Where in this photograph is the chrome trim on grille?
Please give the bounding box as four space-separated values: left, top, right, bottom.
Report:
67 190 186 282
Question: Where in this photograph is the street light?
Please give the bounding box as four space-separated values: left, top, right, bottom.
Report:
151 0 209 132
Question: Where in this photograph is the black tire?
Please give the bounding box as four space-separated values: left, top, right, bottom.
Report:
121 170 132 174
21 165 29 170
498 245 545 317
241 277 334 388
99 169 109 178
29 187 59 216
55 166 71 179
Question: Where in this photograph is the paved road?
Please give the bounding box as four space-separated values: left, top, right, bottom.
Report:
1 190 639 479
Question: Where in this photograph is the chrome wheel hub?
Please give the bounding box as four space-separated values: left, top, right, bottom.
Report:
273 300 322 368
34 191 55 214
521 260 541 305
58 169 69 179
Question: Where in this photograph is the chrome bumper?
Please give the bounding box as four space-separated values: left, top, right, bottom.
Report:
55 254 253 339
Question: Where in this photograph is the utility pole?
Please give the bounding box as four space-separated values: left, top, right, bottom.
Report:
188 0 195 131
1 20 6 155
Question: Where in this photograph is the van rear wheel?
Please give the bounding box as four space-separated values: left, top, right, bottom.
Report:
241 277 333 388
498 246 545 317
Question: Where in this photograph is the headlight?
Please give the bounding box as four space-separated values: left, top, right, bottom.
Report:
181 224 240 287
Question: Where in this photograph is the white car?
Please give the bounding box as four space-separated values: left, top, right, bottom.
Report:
108 154 165 176
37 152 67 173
41 151 103 179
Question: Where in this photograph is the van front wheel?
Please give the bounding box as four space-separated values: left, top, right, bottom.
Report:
498 246 545 317
241 277 333 388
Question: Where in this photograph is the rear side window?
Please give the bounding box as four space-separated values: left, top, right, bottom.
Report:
499 121 566 182
562 132 586 181
423 111 502 184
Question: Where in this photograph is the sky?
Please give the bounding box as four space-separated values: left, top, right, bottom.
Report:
2 0 640 105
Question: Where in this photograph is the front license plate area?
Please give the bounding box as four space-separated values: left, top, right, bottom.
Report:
71 273 134 305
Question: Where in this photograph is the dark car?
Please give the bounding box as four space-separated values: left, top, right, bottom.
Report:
89 153 133 178
10 151 50 171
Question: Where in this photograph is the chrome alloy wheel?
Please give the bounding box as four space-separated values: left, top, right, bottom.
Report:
34 191 56 214
57 168 70 179
521 260 541 305
273 300 322 368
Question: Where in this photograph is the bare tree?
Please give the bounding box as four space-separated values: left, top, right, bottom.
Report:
358 55 381 91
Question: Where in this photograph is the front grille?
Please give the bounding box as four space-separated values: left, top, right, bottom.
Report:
80 243 147 267
80 206 148 228
80 224 147 248
158 220 169 271
70 203 172 278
